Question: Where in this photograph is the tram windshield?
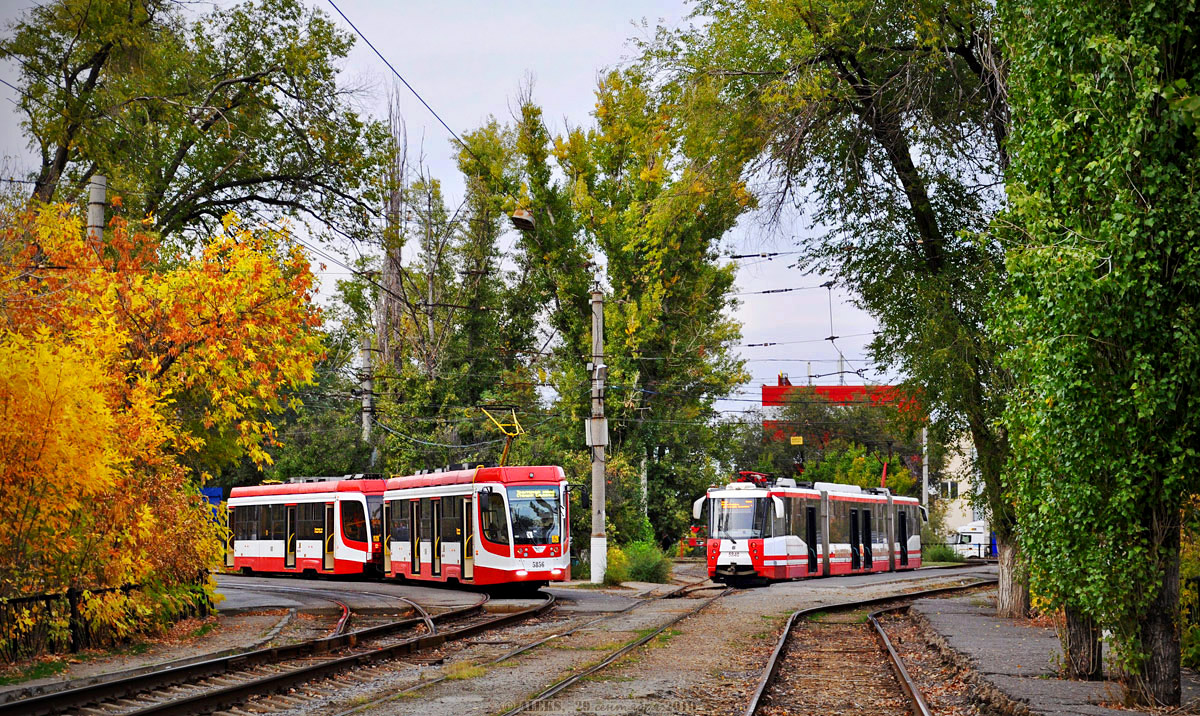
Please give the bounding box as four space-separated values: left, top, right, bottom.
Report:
710 497 766 539
506 486 562 545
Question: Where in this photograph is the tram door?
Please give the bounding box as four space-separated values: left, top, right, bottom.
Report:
805 505 818 573
431 499 442 577
323 503 335 570
898 510 910 566
849 509 862 570
410 500 421 575
462 496 474 581
225 508 236 568
285 505 296 569
382 501 391 573
862 509 873 569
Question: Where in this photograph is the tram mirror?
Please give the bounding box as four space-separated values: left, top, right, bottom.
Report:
919 506 928 523
692 495 707 520
771 496 785 518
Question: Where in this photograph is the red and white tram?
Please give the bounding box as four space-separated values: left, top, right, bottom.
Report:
226 476 386 576
383 465 569 588
694 472 924 584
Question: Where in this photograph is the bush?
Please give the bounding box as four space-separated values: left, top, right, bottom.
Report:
923 543 965 563
571 558 590 581
625 541 673 583
604 544 629 585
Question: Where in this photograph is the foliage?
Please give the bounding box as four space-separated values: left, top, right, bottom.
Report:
923 543 965 564
0 204 321 657
603 543 630 586
999 0 1200 703
804 442 917 497
1 0 387 246
640 0 1015 551
624 541 673 583
1182 505 1200 670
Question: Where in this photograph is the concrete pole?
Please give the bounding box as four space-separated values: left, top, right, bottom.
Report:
361 335 373 443
86 175 106 254
589 289 608 584
921 426 930 508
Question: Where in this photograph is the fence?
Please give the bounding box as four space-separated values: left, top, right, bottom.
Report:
0 578 212 662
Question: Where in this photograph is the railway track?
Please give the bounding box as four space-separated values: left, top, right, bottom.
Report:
4 587 553 716
745 580 998 716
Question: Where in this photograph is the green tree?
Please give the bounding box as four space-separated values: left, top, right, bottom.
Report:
2 0 386 245
642 0 1021 614
1000 0 1200 704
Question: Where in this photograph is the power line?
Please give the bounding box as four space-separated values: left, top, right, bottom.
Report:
324 0 482 167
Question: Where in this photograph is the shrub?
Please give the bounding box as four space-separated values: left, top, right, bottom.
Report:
923 543 965 563
571 558 590 581
604 544 629 585
625 541 673 583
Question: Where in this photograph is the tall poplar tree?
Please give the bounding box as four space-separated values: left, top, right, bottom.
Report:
1000 0 1200 704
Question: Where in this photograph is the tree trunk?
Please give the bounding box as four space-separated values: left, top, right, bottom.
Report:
997 539 1029 618
1063 605 1102 680
1132 518 1180 706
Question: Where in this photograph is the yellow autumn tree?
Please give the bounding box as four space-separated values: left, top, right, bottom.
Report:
0 204 322 656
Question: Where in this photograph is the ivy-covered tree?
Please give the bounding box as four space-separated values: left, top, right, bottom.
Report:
1000 0 1200 704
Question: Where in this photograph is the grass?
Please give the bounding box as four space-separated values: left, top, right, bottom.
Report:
0 658 68 685
189 622 217 639
443 661 487 680
654 628 682 646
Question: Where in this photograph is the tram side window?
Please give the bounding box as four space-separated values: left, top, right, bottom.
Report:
481 492 510 544
389 500 410 542
828 501 849 544
342 501 367 543
442 498 462 543
771 498 788 537
235 505 259 540
296 503 319 540
261 504 285 540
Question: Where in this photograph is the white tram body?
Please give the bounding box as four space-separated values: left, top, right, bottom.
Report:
383 465 570 587
226 476 387 576
694 475 923 583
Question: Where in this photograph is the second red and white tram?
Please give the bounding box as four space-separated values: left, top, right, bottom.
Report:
383 465 569 588
694 472 924 584
226 476 387 576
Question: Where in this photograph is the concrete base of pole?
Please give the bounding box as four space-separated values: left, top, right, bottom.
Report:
590 536 607 584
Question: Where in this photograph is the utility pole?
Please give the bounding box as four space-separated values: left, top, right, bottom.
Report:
586 289 608 583
921 426 930 508
86 175 106 254
360 335 373 443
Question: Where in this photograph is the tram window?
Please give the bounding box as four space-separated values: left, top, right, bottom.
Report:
235 505 256 540
771 499 787 537
367 496 383 543
420 498 433 543
389 500 410 541
342 501 367 543
828 501 849 544
262 504 285 540
481 492 510 545
296 504 313 539
442 498 462 542
302 503 325 539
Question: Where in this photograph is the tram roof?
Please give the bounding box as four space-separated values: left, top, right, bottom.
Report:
386 465 564 491
230 479 387 498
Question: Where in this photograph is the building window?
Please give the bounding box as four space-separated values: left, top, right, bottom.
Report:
940 481 959 500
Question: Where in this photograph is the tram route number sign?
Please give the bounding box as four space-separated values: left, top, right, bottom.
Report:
514 488 557 499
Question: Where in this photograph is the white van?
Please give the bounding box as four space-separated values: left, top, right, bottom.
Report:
952 520 991 558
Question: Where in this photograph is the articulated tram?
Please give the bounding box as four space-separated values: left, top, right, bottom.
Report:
695 472 924 584
382 465 570 587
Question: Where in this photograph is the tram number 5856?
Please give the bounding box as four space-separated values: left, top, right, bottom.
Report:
531 561 546 569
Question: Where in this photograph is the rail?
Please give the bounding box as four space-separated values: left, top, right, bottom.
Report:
3 588 501 716
744 578 999 716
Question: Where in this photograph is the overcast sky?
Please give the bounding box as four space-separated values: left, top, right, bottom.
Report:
0 1 892 406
